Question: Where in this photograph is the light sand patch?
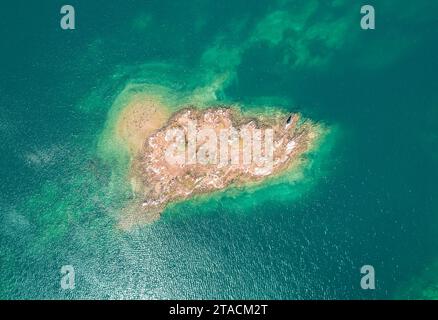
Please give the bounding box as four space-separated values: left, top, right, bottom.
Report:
115 95 171 156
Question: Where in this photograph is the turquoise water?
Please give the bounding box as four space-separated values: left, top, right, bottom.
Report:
1 0 437 299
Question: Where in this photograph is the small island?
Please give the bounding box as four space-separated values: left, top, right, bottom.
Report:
110 94 322 229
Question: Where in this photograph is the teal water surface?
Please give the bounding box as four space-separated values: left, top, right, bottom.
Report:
0 0 437 299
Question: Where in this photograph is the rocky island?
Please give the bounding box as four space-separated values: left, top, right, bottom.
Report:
111 94 322 229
